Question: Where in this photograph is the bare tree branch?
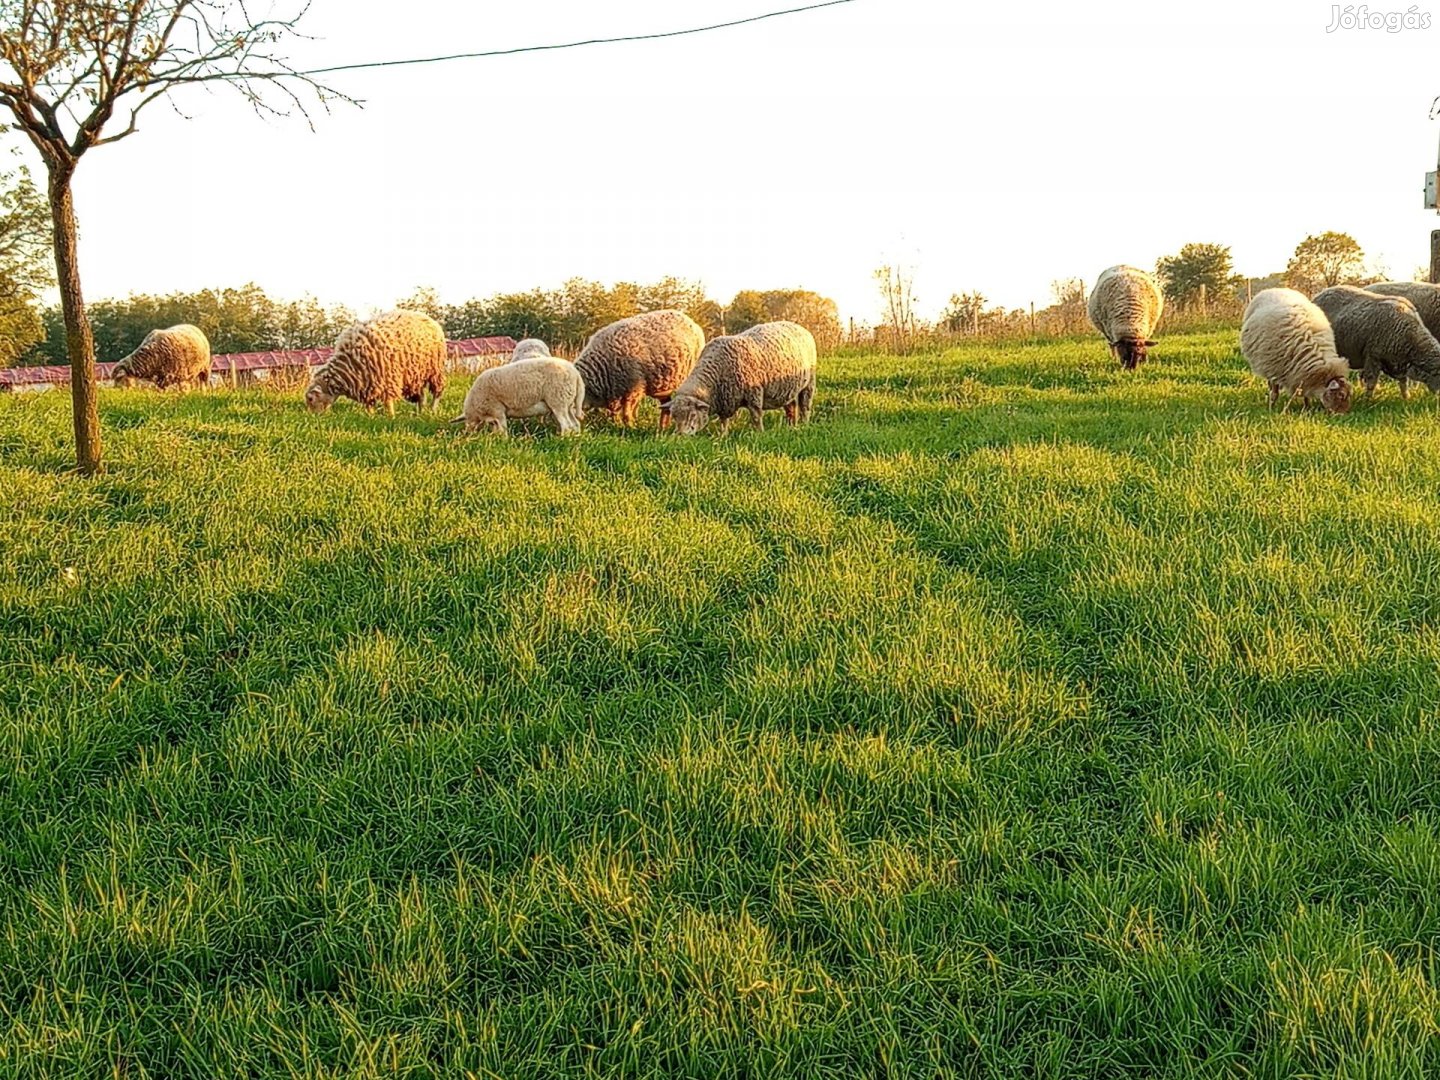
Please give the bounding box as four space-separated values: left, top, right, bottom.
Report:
0 1 350 159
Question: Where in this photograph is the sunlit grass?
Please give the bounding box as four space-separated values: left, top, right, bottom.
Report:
2 330 1440 1077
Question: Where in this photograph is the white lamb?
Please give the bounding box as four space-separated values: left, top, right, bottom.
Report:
508 339 553 364
1239 288 1352 413
454 356 585 435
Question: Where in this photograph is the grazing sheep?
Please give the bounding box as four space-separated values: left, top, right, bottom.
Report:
304 309 446 416
1365 280 1440 340
111 324 211 390
454 356 585 436
1336 282 1440 397
669 321 817 435
573 310 705 428
1240 288 1351 413
1087 265 1164 370
508 339 552 364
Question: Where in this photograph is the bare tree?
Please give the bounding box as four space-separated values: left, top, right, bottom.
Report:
0 2 345 473
874 263 917 353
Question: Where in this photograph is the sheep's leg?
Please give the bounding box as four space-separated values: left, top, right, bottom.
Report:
783 402 799 426
656 396 673 432
625 391 644 427
748 396 764 431
385 400 396 418
1268 382 1281 409
546 399 573 435
797 383 814 423
1362 370 1379 398
1399 376 1410 401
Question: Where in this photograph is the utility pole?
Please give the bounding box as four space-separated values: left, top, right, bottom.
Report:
1426 129 1440 281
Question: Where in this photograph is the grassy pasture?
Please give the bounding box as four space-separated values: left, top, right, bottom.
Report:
3 330 1440 1077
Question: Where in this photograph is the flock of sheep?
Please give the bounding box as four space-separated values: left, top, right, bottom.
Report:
106 265 1440 432
111 309 820 436
1089 263 1440 413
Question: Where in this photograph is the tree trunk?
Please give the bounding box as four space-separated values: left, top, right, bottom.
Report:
47 167 101 474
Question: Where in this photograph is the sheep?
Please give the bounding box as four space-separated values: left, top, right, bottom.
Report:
304 309 446 416
111 324 211 390
669 320 817 435
1087 265 1164 369
508 339 552 364
1240 288 1351 413
453 356 585 435
1341 282 1440 397
573 310 705 428
1365 280 1440 340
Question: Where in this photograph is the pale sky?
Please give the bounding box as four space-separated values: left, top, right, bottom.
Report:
18 0 1440 322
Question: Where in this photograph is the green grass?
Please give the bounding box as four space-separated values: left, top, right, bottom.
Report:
3 330 1440 1078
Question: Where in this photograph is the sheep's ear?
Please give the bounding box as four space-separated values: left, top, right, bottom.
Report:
449 415 465 424
1142 339 1158 347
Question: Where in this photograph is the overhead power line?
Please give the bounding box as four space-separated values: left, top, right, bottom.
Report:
301 0 860 76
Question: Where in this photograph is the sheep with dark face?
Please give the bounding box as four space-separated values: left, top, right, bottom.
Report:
669 321 817 435
1330 283 1440 397
304 310 446 416
1240 288 1351 413
111 325 211 390
1087 265 1164 370
572 310 705 428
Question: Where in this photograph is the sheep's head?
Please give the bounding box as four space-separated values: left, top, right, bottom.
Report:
1115 338 1157 371
110 361 136 389
668 393 709 435
1318 375 1352 414
471 414 507 434
304 378 336 413
450 410 498 434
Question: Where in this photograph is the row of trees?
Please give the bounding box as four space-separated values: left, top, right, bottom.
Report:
15 230 1376 367
396 280 843 353
17 278 845 364
24 285 356 365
